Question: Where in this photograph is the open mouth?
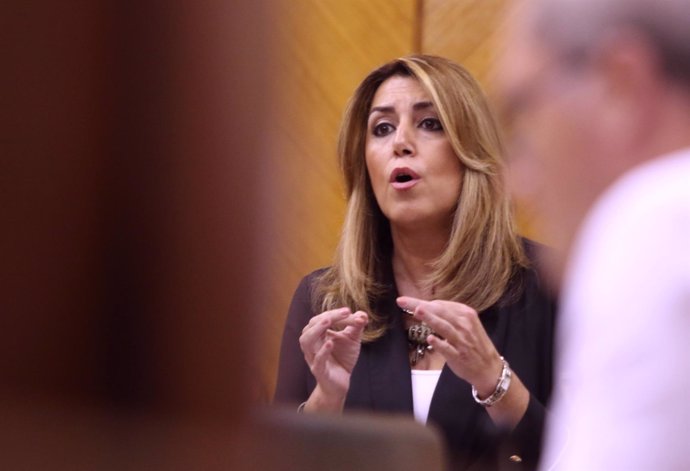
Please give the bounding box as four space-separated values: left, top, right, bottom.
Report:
390 167 420 188
395 173 414 183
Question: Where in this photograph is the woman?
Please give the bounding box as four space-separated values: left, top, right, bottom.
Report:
274 55 555 470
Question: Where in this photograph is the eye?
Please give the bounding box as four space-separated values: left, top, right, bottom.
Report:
372 122 394 137
419 118 443 131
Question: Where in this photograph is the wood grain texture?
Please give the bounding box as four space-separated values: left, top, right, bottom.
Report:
422 0 507 83
258 0 418 401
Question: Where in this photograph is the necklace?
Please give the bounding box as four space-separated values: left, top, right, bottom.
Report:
401 308 436 366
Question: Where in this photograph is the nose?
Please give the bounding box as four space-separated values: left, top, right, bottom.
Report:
393 123 414 157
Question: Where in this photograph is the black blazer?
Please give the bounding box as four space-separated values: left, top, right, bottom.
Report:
275 242 556 470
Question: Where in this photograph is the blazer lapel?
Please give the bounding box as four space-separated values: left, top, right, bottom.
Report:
428 365 483 433
427 306 505 467
366 291 414 413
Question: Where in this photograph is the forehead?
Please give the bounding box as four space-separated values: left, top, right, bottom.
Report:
494 11 561 118
370 75 430 108
497 22 551 94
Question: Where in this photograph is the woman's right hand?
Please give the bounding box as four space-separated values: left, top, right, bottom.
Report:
299 307 368 413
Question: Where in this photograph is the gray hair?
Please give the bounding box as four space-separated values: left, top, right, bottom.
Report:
531 0 690 85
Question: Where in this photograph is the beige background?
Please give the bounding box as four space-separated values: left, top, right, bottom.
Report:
258 0 537 401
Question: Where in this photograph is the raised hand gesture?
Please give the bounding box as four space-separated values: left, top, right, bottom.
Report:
299 307 368 412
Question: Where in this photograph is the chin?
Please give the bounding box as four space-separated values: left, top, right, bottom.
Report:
387 211 437 230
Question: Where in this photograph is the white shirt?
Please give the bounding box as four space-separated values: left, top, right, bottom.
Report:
411 369 442 424
540 149 690 470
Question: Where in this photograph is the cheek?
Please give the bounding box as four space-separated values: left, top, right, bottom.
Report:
543 108 600 183
364 142 385 176
436 148 464 200
433 140 460 170
520 104 592 183
364 148 387 199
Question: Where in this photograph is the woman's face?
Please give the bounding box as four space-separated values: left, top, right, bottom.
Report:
365 75 463 231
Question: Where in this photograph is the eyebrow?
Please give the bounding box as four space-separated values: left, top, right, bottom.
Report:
369 101 435 115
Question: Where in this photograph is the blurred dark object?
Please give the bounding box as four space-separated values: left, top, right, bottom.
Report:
1 0 270 469
253 407 447 471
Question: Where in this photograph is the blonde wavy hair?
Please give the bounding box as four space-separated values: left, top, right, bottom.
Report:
315 55 527 342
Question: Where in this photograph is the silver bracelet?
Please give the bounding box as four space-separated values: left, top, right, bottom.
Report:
472 356 512 407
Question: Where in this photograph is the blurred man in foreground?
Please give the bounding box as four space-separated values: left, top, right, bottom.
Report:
495 0 690 469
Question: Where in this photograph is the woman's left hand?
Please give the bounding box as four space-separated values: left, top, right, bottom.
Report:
397 296 503 398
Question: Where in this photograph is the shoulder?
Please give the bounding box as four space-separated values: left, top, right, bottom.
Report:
493 238 559 343
580 151 690 250
521 237 544 259
293 267 330 298
569 152 690 293
613 150 690 206
509 238 557 303
521 238 552 273
286 267 330 322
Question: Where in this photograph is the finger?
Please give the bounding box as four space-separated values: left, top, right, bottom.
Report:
414 300 480 337
413 302 461 343
300 314 338 362
301 308 352 348
299 316 329 353
423 304 491 354
310 339 334 379
423 300 477 323
327 331 358 349
299 337 320 365
427 334 459 360
339 311 368 338
424 314 495 367
302 307 352 334
331 311 368 331
302 307 350 333
396 296 423 314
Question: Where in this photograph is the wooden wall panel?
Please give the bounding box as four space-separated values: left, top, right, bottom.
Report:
421 0 507 83
258 0 418 401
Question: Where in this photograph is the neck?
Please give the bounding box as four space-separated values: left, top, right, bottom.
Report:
391 222 450 299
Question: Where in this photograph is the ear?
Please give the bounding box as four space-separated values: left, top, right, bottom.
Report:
593 28 663 141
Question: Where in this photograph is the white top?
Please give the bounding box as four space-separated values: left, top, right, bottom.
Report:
411 369 442 424
540 149 690 471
